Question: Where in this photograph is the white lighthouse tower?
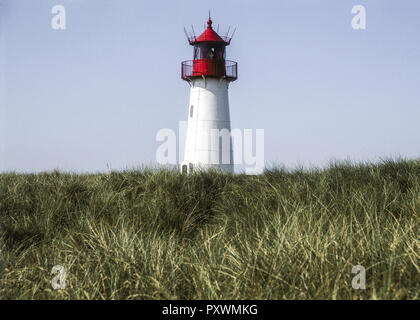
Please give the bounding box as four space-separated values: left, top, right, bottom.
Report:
181 15 237 174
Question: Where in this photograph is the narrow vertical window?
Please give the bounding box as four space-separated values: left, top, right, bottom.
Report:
190 105 194 118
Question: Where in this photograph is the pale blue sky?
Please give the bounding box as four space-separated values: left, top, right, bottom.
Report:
1 0 419 172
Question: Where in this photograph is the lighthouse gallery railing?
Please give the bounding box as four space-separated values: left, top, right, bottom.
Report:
181 60 238 81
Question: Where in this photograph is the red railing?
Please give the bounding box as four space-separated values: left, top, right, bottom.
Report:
181 60 237 81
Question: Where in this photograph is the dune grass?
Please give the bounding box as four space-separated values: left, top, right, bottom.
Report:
0 159 419 299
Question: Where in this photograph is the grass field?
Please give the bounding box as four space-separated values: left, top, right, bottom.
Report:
0 159 419 299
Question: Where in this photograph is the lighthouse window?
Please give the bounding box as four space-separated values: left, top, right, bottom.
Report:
194 46 224 60
203 47 216 59
200 46 210 59
194 47 199 60
190 105 194 118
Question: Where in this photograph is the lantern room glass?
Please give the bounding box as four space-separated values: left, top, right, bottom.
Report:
194 45 225 60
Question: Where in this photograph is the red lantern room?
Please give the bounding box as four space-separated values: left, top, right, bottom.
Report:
181 16 237 82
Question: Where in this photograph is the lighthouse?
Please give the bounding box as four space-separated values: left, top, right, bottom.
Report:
181 15 237 174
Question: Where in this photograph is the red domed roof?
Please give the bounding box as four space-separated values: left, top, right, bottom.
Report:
185 15 234 46
195 18 226 43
